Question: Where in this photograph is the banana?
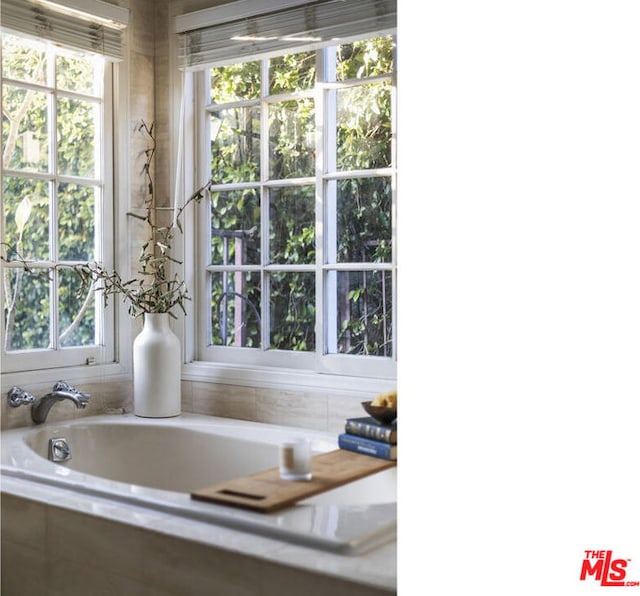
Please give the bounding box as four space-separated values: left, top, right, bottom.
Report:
371 389 397 408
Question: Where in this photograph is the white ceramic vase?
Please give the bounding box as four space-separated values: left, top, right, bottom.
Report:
133 313 181 417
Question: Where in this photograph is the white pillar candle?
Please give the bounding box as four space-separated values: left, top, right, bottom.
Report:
279 438 312 481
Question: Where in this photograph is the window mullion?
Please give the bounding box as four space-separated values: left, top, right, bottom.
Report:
94 62 111 348
260 58 270 351
49 49 60 348
391 35 398 362
321 47 338 357
195 69 212 353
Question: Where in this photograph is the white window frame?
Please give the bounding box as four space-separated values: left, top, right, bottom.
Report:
0 31 131 390
180 38 397 390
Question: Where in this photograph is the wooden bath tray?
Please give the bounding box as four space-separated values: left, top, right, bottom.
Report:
191 449 396 513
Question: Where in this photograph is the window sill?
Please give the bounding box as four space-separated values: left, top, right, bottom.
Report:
1 359 395 398
181 361 396 396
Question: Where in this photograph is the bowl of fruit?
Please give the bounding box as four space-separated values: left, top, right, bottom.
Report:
362 390 397 424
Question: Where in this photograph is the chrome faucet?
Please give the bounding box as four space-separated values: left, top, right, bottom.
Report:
30 381 90 424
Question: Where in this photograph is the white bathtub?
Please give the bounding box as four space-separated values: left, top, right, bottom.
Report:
0 413 396 555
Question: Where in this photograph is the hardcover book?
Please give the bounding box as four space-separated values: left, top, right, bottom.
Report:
338 433 397 461
345 416 397 444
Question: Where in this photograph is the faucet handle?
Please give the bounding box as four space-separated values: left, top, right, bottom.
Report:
53 380 76 392
7 387 36 407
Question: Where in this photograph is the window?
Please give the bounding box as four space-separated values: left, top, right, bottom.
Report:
194 36 396 378
1 32 114 372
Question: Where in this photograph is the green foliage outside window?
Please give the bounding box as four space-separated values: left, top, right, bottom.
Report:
2 33 396 360
209 37 395 356
2 34 99 351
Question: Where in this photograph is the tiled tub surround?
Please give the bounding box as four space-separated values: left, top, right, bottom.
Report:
1 379 388 433
1 413 396 595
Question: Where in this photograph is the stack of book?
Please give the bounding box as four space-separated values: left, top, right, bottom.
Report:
338 415 397 461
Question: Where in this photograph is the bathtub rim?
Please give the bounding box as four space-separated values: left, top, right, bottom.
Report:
1 413 397 557
0 473 397 593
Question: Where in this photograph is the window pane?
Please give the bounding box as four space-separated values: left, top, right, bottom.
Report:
210 61 261 103
269 98 315 179
58 183 95 261
211 190 260 265
2 33 109 367
269 186 315 265
57 97 97 177
269 272 315 351
269 51 316 94
211 271 261 347
58 268 95 347
337 81 392 170
2 176 50 261
56 51 100 95
1 34 47 85
336 36 395 80
202 38 396 365
330 270 392 356
211 108 260 183
2 85 49 172
3 268 51 351
335 177 392 263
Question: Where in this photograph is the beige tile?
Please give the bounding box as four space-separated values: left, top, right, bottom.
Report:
257 559 396 596
0 395 8 429
180 380 193 412
327 393 370 435
1 539 49 596
192 382 256 420
141 530 260 596
1 494 46 549
1 398 33 429
46 506 144 578
76 392 105 418
95 380 133 411
48 558 147 596
74 379 131 417
139 586 182 596
256 388 328 431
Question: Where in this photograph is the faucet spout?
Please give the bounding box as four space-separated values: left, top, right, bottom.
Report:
31 381 90 425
